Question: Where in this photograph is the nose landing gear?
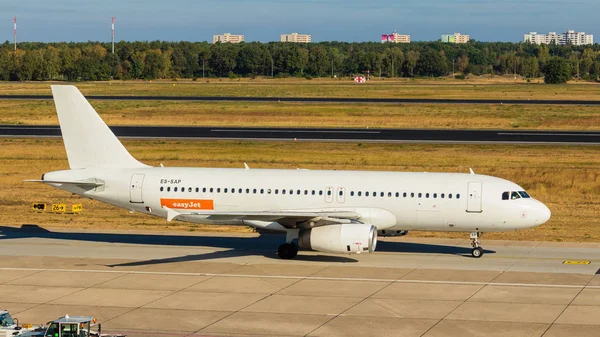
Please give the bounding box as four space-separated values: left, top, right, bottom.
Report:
470 231 484 258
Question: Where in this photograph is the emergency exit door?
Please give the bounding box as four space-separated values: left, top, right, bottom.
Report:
130 173 145 203
466 181 482 213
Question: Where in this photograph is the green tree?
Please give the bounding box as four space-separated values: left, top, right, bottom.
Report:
521 56 539 78
404 50 419 76
543 57 571 84
382 47 404 77
416 48 447 77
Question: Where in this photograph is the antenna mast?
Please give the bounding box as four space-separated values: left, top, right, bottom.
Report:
111 16 115 54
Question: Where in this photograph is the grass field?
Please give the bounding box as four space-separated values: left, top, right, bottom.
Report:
1 138 598 242
2 100 600 131
0 78 600 100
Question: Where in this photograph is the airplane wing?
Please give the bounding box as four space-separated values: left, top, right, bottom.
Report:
163 207 360 227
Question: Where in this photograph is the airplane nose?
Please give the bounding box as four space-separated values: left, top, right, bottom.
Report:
535 202 551 225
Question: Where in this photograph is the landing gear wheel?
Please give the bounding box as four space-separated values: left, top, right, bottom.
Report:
471 247 483 258
277 243 298 259
469 231 484 258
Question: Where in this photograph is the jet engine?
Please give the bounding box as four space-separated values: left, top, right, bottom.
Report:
298 223 377 254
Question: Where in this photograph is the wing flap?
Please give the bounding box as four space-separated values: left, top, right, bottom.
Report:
163 207 360 225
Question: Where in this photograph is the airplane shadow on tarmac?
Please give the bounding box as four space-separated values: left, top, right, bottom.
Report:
0 225 495 266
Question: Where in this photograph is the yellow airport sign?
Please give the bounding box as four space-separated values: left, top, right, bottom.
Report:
71 204 82 213
563 260 591 265
51 203 67 213
32 203 46 212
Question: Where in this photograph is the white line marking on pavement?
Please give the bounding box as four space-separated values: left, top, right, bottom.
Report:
1 267 597 289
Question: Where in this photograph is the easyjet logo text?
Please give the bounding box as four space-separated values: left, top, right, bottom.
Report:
160 199 214 210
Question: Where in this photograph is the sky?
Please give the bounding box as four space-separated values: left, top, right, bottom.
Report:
4 0 599 43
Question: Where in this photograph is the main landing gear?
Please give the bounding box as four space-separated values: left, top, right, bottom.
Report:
278 229 299 259
470 231 484 258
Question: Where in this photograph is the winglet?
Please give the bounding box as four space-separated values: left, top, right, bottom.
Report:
244 163 250 170
469 168 475 175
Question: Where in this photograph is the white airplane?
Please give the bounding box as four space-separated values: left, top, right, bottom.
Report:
28 86 551 259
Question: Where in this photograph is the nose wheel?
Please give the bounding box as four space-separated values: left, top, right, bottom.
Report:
470 232 484 258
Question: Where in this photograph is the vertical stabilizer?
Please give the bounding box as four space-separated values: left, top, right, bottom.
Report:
51 85 148 169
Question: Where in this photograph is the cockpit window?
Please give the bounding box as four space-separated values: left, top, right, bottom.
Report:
502 192 509 200
518 191 531 198
511 191 521 200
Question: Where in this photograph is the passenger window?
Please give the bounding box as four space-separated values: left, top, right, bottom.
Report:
275 189 279 194
350 191 355 196
319 190 323 196
195 187 199 192
441 193 445 198
410 192 414 198
511 191 521 200
174 187 178 192
381 192 384 197
290 189 294 195
449 194 453 199
210 188 213 193
327 190 332 196
182 187 185 193
245 188 249 193
304 190 308 195
253 188 257 194
312 190 315 195
260 189 264 194
282 189 286 195
358 191 362 196
418 193 422 198
457 194 460 199
366 192 370 197
403 192 407 197
426 193 430 198
217 188 221 193
160 186 164 192
224 188 228 193
231 188 235 194
433 193 437 198
239 188 242 193
297 190 301 195
167 187 170 192
203 187 207 193
339 190 343 196
188 187 192 192
395 192 399 197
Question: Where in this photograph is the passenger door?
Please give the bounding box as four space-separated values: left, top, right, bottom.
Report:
466 181 482 213
129 173 145 203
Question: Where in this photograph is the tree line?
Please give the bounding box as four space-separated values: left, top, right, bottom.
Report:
1 40 599 83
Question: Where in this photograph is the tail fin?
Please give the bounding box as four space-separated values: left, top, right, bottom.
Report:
51 85 148 169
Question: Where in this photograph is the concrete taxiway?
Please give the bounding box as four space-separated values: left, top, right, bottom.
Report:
0 226 599 337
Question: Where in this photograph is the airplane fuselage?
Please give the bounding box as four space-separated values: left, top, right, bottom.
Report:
44 167 550 233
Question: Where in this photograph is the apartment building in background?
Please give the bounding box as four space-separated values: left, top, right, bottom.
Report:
281 32 311 43
524 30 593 45
441 33 470 43
213 33 245 44
381 32 411 43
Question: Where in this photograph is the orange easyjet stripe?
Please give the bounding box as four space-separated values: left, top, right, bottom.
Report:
160 199 214 210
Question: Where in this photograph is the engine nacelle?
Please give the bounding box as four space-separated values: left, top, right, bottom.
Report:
378 230 409 237
298 223 377 254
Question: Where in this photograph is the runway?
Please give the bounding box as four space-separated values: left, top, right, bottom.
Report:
2 94 600 106
0 225 599 337
2 125 600 144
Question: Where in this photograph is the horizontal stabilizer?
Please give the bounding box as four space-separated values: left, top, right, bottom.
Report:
24 179 104 187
